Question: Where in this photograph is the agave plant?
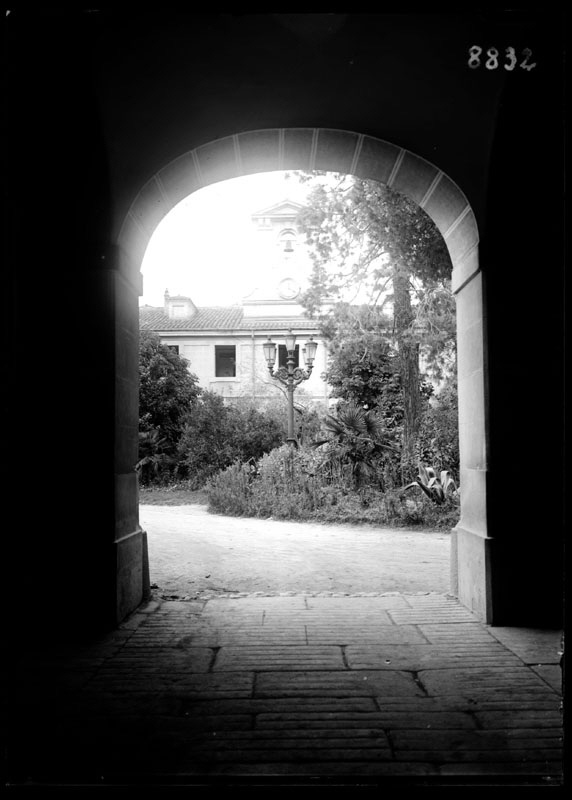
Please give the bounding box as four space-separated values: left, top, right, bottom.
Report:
401 463 458 505
313 401 398 491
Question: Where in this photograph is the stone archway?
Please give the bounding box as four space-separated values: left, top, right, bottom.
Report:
117 128 488 621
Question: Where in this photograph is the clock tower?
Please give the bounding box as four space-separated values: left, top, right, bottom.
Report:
243 199 310 318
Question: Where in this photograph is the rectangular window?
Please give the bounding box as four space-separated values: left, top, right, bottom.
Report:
171 304 186 318
215 345 236 377
278 344 299 368
167 345 179 355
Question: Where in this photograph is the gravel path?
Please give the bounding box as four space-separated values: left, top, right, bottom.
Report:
140 505 451 598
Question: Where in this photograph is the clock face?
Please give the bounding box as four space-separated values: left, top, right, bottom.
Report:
278 277 300 300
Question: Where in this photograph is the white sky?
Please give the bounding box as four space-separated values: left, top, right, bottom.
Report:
139 171 313 308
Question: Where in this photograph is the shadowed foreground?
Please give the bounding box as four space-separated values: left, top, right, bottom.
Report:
6 592 562 786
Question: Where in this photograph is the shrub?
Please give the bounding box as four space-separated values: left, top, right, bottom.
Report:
178 391 236 488
178 393 285 489
204 444 459 529
250 445 323 519
205 445 325 520
205 461 254 516
230 399 288 461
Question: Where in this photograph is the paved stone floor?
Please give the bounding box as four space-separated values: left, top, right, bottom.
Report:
5 592 564 788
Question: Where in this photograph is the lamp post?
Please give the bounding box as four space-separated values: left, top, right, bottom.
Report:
263 330 318 447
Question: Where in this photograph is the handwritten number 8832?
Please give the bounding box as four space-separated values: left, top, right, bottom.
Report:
468 46 536 71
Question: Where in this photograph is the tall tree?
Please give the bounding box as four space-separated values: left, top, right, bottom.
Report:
319 303 401 417
294 173 454 480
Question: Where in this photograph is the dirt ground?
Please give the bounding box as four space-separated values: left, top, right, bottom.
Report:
140 504 452 598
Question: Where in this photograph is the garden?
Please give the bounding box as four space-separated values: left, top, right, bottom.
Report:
138 174 461 531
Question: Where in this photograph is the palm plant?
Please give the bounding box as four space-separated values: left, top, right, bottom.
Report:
136 428 174 484
313 401 398 491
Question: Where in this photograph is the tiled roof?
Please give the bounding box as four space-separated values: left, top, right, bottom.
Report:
166 294 194 302
140 306 242 330
139 305 318 332
238 317 318 331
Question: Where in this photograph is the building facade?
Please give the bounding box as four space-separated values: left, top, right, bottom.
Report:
140 200 330 406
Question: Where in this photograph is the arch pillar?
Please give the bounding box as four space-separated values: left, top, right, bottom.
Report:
112 255 150 623
451 251 491 621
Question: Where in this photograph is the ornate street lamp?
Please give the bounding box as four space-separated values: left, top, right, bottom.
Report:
263 330 318 447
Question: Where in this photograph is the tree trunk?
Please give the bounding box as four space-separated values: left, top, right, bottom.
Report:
393 265 421 483
399 339 421 481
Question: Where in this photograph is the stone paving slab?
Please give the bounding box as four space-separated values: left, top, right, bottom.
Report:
394 747 562 765
419 666 560 696
180 696 379 714
304 595 413 611
472 709 563 729
268 611 395 625
391 729 563 751
97 647 214 672
345 643 523 670
417 623 499 643
181 625 309 647
437 695 562 712
306 624 428 645
257 709 475 730
214 645 346 671
255 711 391 729
87 671 255 697
387 605 480 625
487 626 564 663
202 596 307 615
530 664 562 693
439 762 564 777
255 669 426 698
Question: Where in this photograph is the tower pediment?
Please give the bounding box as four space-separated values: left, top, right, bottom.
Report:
251 199 305 222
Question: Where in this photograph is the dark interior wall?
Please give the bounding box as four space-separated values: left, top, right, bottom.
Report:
5 10 119 635
481 33 565 626
4 10 564 634
88 10 512 232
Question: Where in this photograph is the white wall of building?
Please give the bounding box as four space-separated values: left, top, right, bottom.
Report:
160 332 329 404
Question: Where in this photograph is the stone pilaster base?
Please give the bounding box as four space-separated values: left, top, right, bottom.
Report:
115 527 149 624
452 525 493 623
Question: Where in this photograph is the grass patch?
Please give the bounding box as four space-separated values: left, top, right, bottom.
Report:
139 485 208 506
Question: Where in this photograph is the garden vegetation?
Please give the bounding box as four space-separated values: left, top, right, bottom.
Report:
138 173 460 529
